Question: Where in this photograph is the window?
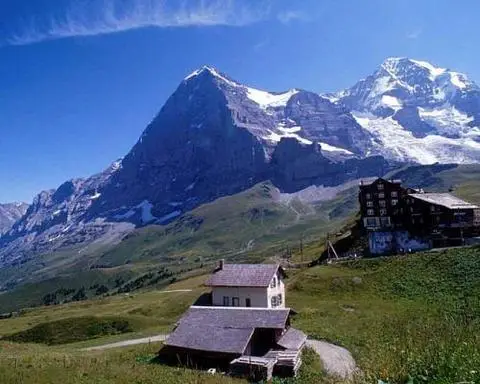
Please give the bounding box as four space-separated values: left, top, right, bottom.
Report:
391 191 398 198
223 296 230 306
366 218 377 227
430 205 436 212
391 199 398 206
270 277 277 288
271 296 277 307
379 200 386 208
245 298 251 307
366 193 372 200
232 297 239 307
380 217 390 227
377 183 384 190
366 201 374 207
367 209 374 216
380 209 387 216
378 192 385 199
277 294 283 306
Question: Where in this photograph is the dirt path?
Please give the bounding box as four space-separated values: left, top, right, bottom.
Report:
82 334 168 351
306 339 358 380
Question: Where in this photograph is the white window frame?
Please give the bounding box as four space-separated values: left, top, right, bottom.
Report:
367 209 374 216
391 199 398 206
379 200 386 208
377 183 384 190
380 209 387 216
391 191 398 198
270 277 277 288
271 296 277 307
366 201 374 207
378 192 385 199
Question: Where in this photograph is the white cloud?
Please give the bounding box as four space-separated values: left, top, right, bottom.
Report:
406 28 423 39
6 0 271 46
277 10 308 24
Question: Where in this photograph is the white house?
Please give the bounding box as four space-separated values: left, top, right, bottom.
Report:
205 261 286 309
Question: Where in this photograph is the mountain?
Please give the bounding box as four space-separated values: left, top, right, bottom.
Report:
2 59 480 271
0 66 389 268
0 203 28 234
333 57 480 163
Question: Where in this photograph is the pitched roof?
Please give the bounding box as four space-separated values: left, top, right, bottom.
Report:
165 306 292 354
205 263 281 287
409 193 478 210
166 323 254 354
277 327 308 350
177 306 291 329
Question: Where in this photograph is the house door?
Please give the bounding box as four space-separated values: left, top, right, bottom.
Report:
245 298 251 307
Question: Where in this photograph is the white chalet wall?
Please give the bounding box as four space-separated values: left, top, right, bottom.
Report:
267 271 285 308
211 270 286 308
211 286 268 307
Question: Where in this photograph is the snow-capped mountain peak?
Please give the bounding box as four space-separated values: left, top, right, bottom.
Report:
334 57 480 164
184 65 239 87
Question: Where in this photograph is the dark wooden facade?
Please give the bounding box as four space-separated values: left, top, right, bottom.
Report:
358 178 406 230
401 194 480 244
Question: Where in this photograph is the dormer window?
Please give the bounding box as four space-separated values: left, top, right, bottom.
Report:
270 277 277 288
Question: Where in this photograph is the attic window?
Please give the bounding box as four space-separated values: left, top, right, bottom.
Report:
378 184 384 191
270 277 277 288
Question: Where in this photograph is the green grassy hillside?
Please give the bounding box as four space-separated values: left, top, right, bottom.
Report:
0 182 357 313
2 163 480 314
0 247 479 383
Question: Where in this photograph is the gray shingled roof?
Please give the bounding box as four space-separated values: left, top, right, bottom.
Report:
277 327 307 350
205 263 281 287
409 193 478 210
178 306 291 329
166 323 254 354
165 306 292 353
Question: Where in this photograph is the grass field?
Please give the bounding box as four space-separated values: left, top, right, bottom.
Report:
0 246 479 383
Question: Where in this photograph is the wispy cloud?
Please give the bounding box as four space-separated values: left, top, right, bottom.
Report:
406 28 423 40
277 10 308 24
6 0 273 46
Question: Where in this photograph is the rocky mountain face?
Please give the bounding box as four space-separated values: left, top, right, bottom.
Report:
333 57 480 163
0 66 387 266
0 203 28 234
1 58 479 267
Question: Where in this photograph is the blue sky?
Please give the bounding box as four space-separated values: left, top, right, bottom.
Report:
1 0 479 203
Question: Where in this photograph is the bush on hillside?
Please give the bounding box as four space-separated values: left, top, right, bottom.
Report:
2 316 133 345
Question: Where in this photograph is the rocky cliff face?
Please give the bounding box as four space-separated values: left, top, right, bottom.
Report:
2 59 479 267
0 203 28 234
0 66 385 266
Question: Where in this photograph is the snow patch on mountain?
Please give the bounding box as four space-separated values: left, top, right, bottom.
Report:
353 112 480 164
410 59 447 79
246 88 299 109
318 142 354 155
450 72 468 89
418 105 476 137
381 95 402 110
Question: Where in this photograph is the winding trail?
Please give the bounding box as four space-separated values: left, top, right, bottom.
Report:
82 334 168 351
306 339 358 380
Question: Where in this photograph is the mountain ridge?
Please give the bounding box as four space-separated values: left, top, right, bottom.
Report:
1 56 480 269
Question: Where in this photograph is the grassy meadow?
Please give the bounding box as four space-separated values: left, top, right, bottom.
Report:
0 246 479 383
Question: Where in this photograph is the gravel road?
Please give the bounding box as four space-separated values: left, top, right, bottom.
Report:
306 339 358 379
82 334 168 351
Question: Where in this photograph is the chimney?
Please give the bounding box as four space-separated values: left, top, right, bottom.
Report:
218 259 225 270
